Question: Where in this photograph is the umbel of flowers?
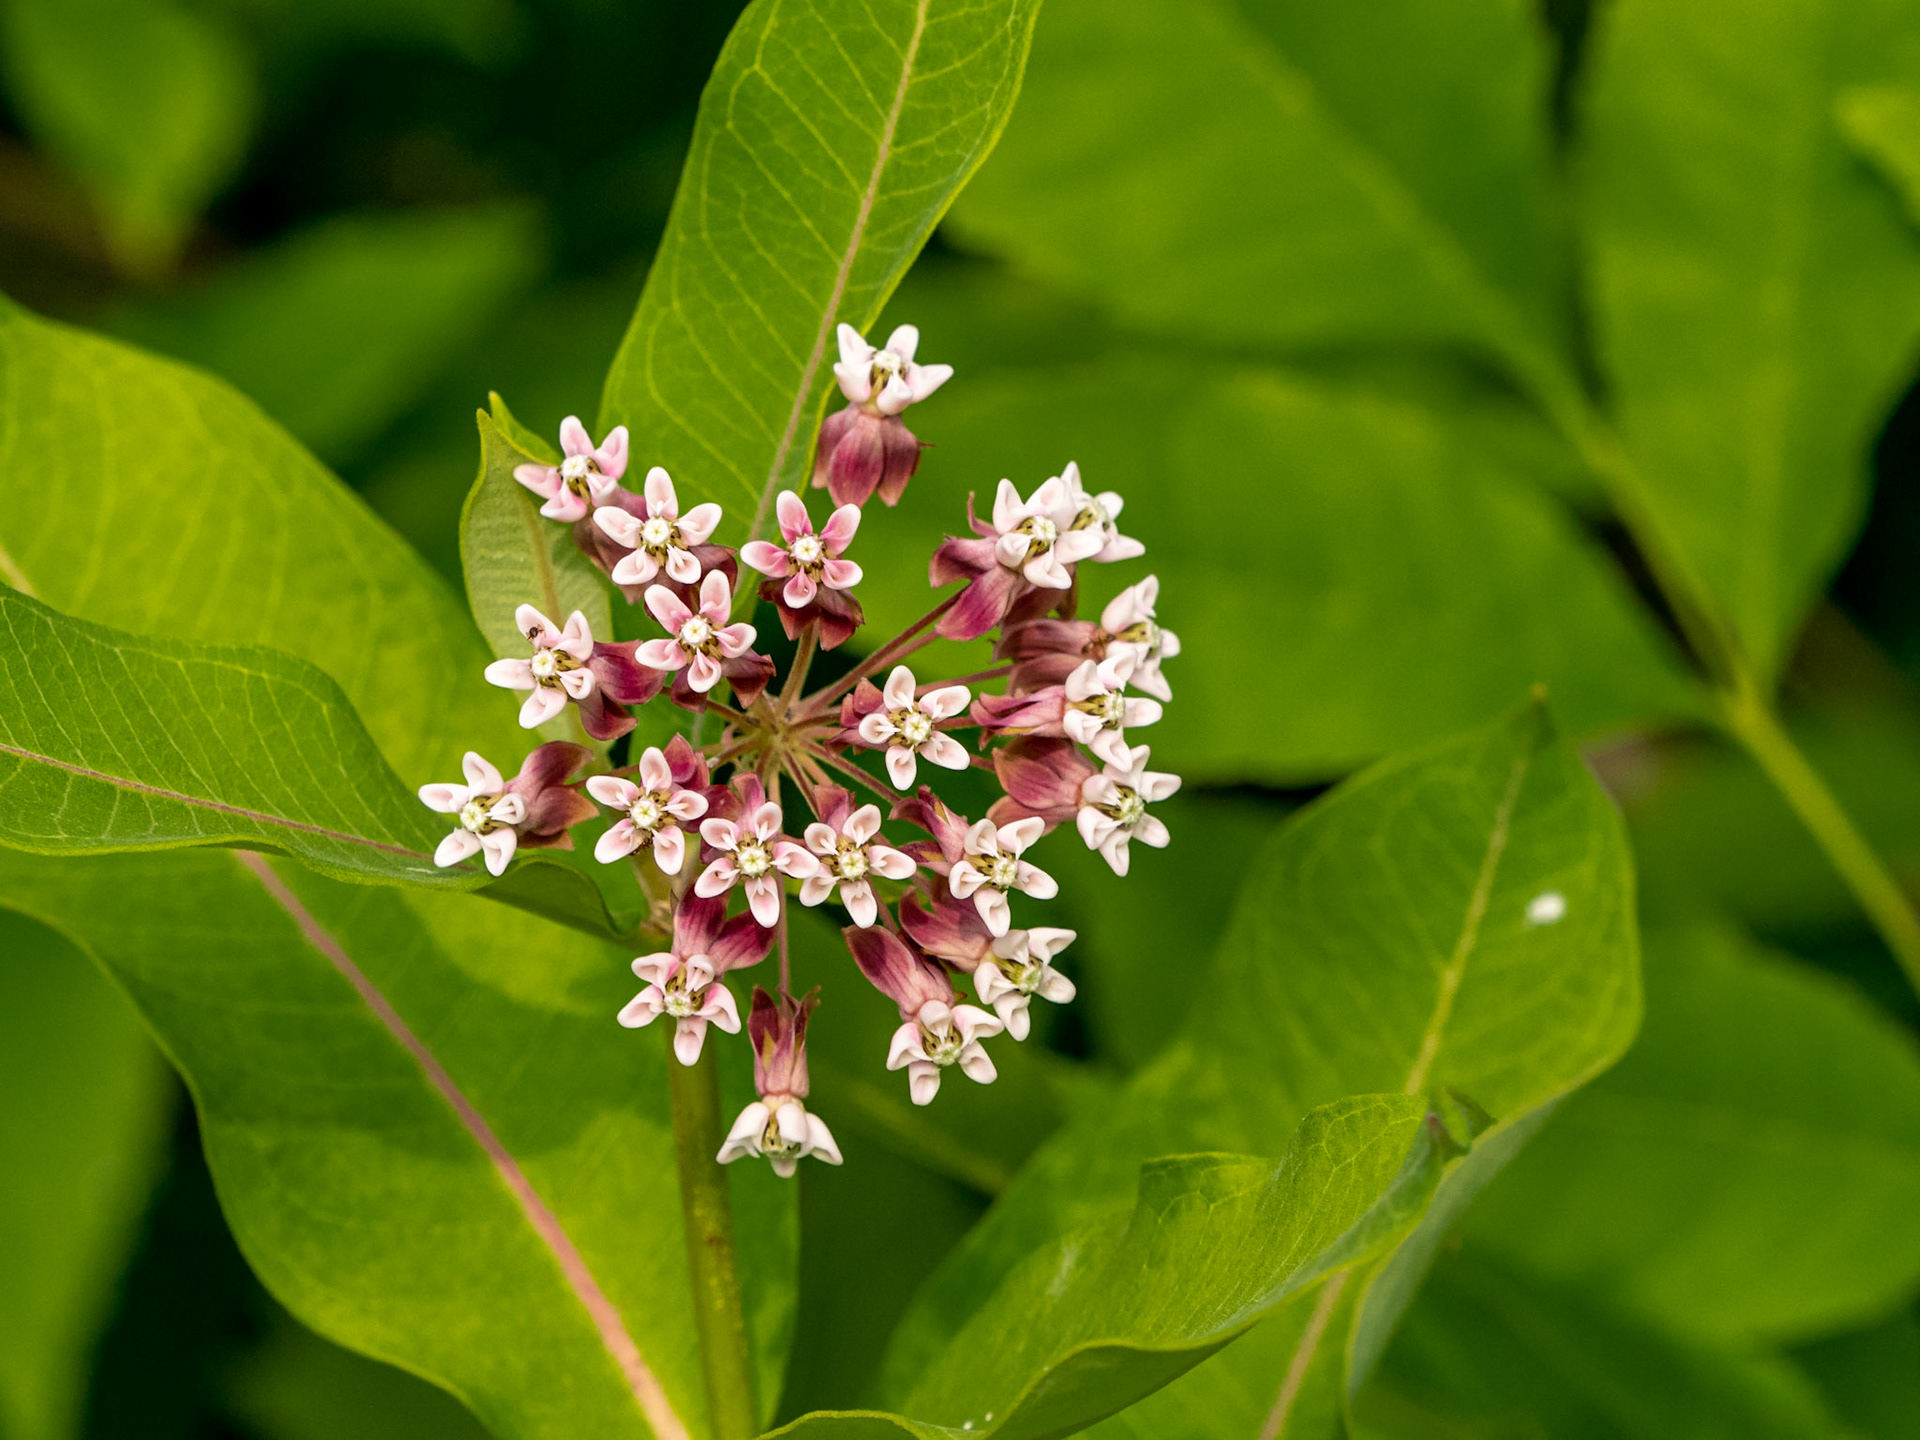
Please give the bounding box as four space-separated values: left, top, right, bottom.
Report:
421 322 1180 1174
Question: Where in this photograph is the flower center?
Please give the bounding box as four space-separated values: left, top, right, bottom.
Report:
1113 619 1159 651
1070 498 1110 534
920 1018 964 1065
529 648 579 687
869 350 905 390
987 851 1021 890
1074 691 1126 728
459 796 499 833
640 516 676 551
1016 515 1058 558
760 1110 804 1158
735 839 772 877
832 841 869 881
1103 786 1146 827
895 708 933 746
678 615 715 653
630 793 666 830
661 967 707 1018
993 954 1043 994
790 533 824 567
560 454 597 495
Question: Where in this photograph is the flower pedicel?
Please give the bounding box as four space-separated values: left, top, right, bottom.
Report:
422 325 1179 1173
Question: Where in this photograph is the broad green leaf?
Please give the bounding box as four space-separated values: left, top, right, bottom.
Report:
947 0 1571 379
1580 0 1920 679
105 208 543 465
853 356 1697 782
1465 925 1920 1343
769 1095 1441 1439
0 296 518 785
1356 1249 1849 1440
599 0 1043 535
461 406 614 697
0 910 171 1440
873 703 1641 1437
224 1307 492 1440
0 589 462 886
0 845 799 1440
1840 83 1920 227
1792 1310 1920 1440
0 0 253 273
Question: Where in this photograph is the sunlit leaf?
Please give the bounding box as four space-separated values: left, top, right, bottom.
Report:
600 0 1043 537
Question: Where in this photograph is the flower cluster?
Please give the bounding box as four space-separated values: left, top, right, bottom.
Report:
423 322 1181 1174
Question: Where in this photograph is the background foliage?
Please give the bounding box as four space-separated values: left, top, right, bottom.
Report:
3 0 1920 1438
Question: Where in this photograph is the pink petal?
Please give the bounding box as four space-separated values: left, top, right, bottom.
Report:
520 687 567 728
666 547 702 585
885 746 917 790
559 668 595 699
836 323 871 367
832 359 872 405
418 782 467 813
858 713 898 745
611 551 659 587
666 789 709 821
874 373 914 417
698 569 732 623
843 881 878 928
774 842 819 878
749 802 785 841
687 653 723 691
884 324 919 362
819 503 861 550
991 479 1025 534
485 657 534 690
595 822 640 864
481 828 518 876
559 416 593 458
740 541 790 577
636 638 684 671
673 1017 708 1066
918 685 970 720
700 818 738 850
844 805 881 845
538 491 587 522
907 362 951 403
799 874 836 907
643 466 678 518
716 623 757 658
653 826 686 875
434 830 481 867
920 733 969 771
775 490 812 543
802 822 838 854
870 846 917 881
745 876 780 927
460 751 504 793
515 464 561 499
783 572 817 609
644 584 692 632
586 774 638 808
820 558 862 590
695 859 737 897
515 604 561 644
594 505 641 547
595 425 629 480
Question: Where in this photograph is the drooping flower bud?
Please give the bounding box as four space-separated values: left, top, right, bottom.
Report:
888 784 974 877
846 925 1002 1105
718 989 842 1176
419 742 597 876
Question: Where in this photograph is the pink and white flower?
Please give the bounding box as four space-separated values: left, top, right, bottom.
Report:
585 736 710 871
949 816 1057 936
973 928 1078 1041
1062 654 1163 765
618 895 771 1065
1077 746 1180 876
741 491 863 608
719 989 842 1176
852 665 971 789
1098 576 1180 702
846 926 1002 1105
637 571 759 694
482 605 660 740
513 416 628 522
1059 461 1143 564
797 786 917 927
831 323 951 416
592 467 723 587
695 784 819 926
931 476 1106 641
419 744 596 876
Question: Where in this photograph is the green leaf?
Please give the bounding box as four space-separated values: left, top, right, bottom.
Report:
872 702 1641 1436
0 589 460 886
769 1094 1442 1440
103 208 544 465
599 0 1043 536
1840 83 1920 227
1579 0 1920 679
1356 1249 1850 1440
1792 1310 1920 1440
947 0 1572 378
0 0 254 273
0 845 799 1440
0 296 518 786
0 909 171 1440
1464 924 1920 1343
852 357 1698 782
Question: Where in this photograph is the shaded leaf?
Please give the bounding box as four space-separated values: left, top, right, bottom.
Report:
1465 925 1920 1342
0 845 799 1440
105 208 544 464
0 909 171 1440
0 0 253 272
599 0 1043 535
873 703 1641 1437
0 589 465 886
1791 1310 1920 1440
1356 1249 1849 1440
1579 0 1920 678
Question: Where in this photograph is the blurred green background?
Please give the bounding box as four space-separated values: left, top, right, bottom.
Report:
4 0 1920 1436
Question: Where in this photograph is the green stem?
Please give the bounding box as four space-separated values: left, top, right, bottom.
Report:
668 1040 757 1440
1720 680 1920 995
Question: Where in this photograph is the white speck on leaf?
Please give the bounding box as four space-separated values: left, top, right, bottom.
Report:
1525 891 1567 927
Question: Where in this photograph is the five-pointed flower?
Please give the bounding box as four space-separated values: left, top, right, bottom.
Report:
695 780 819 926
637 571 759 694
1098 576 1181 703
797 785 917 927
932 476 1108 641
832 323 952 416
585 736 710 871
592 466 723 587
618 895 771 1065
847 926 1002 1105
972 927 1078 1041
741 490 863 608
1059 461 1145 565
1077 745 1181 876
851 665 971 789
482 605 660 739
949 816 1057 936
514 416 628 522
1063 654 1163 765
419 743 596 876
719 989 842 1176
